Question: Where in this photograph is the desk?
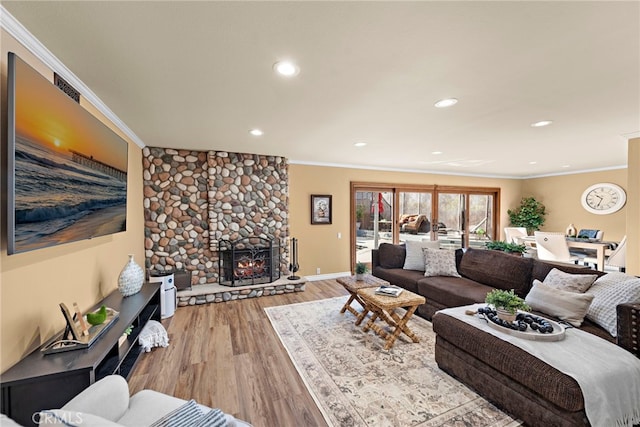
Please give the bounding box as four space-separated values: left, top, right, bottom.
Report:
516 236 609 272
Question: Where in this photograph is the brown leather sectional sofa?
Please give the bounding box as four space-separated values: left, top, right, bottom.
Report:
371 244 640 426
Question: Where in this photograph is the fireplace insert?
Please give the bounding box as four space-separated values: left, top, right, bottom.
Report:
219 237 280 286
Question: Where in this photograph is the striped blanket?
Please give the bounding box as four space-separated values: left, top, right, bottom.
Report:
150 400 227 427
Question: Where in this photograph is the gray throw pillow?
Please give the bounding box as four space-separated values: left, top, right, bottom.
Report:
423 248 460 277
542 268 598 293
525 280 594 327
586 272 640 337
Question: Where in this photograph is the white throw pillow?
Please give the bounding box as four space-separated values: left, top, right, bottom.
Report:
402 240 440 271
525 280 594 327
423 248 460 277
542 268 598 293
586 272 640 337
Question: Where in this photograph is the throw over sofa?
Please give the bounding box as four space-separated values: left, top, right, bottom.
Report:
372 244 640 426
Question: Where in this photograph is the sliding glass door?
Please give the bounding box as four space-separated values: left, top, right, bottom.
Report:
354 189 394 265
435 189 495 249
351 182 499 270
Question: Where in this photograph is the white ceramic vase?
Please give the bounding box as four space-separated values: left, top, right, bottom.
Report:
118 254 144 297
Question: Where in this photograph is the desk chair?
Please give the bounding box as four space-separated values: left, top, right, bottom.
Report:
534 231 579 264
584 235 626 272
504 227 528 244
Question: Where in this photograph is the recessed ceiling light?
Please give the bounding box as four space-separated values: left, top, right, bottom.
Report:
434 98 458 108
562 164 571 168
531 120 553 127
249 129 264 136
431 151 443 155
354 142 367 147
273 60 300 77
529 161 537 165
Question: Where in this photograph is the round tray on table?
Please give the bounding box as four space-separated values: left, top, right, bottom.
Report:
485 312 566 342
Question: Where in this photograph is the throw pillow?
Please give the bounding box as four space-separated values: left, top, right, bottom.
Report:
423 248 460 277
525 280 594 327
402 240 440 271
586 272 640 337
542 268 598 293
378 243 406 269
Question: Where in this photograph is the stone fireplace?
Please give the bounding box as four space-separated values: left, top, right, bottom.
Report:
142 147 290 290
219 237 280 286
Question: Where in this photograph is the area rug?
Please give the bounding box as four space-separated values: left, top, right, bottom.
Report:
264 297 521 427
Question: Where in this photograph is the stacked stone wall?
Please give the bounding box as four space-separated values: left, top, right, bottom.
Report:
142 147 289 286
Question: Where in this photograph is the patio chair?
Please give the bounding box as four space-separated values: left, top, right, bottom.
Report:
401 214 428 234
534 231 579 264
584 235 626 272
504 227 528 244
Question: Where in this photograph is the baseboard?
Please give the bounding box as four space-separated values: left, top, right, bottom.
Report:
305 271 351 282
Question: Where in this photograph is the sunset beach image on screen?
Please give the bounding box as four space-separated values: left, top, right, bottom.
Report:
7 53 128 254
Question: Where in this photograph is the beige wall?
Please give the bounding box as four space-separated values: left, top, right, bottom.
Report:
0 30 145 372
627 138 639 275
289 164 523 276
521 169 628 242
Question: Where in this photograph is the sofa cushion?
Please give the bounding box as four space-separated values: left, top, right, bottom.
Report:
586 272 640 337
423 248 460 277
371 267 423 294
542 268 598 293
525 280 594 327
458 249 533 297
377 243 406 269
418 276 493 307
403 240 440 271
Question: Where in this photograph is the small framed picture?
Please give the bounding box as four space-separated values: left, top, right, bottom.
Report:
311 194 332 224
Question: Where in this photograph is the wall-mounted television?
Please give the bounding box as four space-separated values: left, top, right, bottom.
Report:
7 52 128 255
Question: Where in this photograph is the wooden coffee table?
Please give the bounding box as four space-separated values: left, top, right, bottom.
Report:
336 274 389 325
357 287 426 350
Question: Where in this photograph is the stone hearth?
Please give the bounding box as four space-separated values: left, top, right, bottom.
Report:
177 276 307 306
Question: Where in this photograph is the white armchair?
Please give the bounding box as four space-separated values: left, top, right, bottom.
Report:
30 375 251 427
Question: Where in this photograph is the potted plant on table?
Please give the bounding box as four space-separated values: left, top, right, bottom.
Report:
355 262 368 281
485 289 530 322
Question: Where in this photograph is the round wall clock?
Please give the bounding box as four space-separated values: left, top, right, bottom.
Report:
581 183 626 215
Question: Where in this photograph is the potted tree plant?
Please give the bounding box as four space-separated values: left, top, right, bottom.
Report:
507 197 546 235
485 289 530 322
355 262 368 281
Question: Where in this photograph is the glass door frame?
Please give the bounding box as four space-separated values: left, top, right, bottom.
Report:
350 182 501 271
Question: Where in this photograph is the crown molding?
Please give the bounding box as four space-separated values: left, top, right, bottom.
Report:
1 5 145 148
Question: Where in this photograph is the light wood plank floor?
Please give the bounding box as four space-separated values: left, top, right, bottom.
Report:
128 279 348 427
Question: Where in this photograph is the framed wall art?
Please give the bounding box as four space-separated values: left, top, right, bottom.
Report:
311 194 332 224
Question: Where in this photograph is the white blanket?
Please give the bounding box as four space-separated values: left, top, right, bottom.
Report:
438 304 640 427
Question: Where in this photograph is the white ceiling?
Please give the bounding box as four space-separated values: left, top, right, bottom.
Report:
3 1 640 178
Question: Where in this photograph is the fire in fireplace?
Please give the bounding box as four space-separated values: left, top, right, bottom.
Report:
219 237 280 286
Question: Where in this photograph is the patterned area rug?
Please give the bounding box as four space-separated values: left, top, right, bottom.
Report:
265 297 521 427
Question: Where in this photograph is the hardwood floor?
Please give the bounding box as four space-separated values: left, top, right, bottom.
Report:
128 279 348 427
